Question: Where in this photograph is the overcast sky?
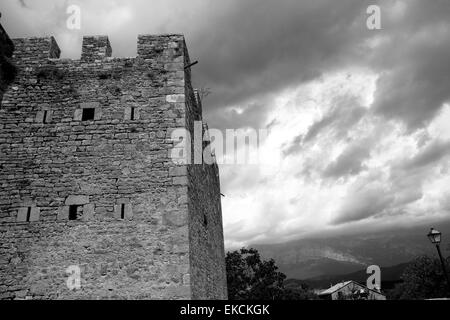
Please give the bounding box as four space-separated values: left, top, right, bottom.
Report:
2 0 450 248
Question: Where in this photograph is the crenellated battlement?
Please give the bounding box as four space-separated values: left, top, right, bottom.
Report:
81 35 112 61
11 34 186 64
12 36 60 62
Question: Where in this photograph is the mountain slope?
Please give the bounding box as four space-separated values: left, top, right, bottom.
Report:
252 222 450 280
295 262 410 290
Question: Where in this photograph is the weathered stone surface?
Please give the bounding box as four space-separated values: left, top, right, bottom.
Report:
163 210 188 227
16 207 40 222
80 102 100 109
173 176 188 186
166 94 185 103
169 166 187 177
113 203 133 220
187 121 228 300
81 36 111 62
65 195 90 206
0 25 227 300
83 204 95 221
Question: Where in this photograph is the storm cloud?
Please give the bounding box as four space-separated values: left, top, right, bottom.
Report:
3 0 450 246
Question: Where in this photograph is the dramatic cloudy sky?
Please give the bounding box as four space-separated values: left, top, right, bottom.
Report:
2 0 450 248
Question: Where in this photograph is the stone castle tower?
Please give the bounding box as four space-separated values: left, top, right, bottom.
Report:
0 21 227 300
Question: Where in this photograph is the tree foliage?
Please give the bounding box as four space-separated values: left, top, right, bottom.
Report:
226 247 316 300
389 255 450 300
0 55 17 85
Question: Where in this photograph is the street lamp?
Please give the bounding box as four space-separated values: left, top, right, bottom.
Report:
427 228 442 244
427 228 450 294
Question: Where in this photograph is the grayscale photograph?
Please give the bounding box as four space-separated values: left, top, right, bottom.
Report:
0 0 449 312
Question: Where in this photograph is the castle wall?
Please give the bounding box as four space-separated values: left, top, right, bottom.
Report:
0 33 226 300
183 47 228 300
187 149 228 299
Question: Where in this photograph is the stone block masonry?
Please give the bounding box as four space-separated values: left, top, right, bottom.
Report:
0 25 227 300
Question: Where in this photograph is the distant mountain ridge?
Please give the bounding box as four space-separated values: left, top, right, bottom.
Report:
252 221 450 280
293 262 410 290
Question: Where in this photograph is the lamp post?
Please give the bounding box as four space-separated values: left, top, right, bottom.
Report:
427 228 450 294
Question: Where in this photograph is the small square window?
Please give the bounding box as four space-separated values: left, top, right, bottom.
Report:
82 108 95 121
69 205 83 220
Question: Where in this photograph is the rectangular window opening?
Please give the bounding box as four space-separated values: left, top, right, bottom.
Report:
43 111 48 124
121 204 125 220
26 207 31 222
69 205 81 220
130 107 135 121
82 108 95 121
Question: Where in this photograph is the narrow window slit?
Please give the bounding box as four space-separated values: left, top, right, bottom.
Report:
43 111 48 124
130 107 135 121
26 207 31 222
121 204 125 220
69 205 80 220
